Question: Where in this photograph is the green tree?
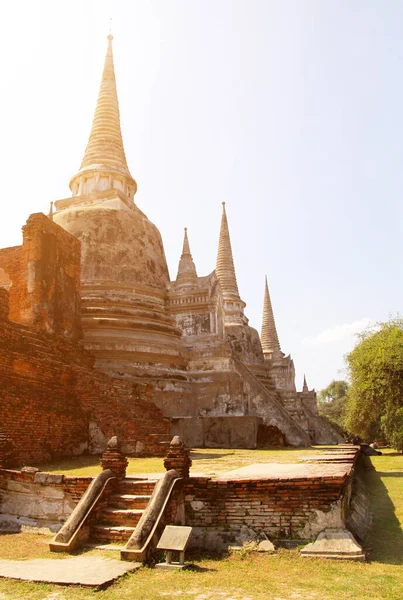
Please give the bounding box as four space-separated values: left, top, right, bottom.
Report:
318 380 349 430
345 318 403 451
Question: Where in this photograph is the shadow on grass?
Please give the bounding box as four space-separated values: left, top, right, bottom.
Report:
190 452 235 461
364 465 403 565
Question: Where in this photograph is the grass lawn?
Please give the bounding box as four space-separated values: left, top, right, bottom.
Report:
34 446 327 478
0 449 401 599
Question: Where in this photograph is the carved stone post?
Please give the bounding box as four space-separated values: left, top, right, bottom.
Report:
163 436 192 478
100 436 128 478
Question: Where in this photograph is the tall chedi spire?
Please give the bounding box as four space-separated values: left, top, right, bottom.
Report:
68 35 137 204
261 276 283 359
215 203 246 324
176 228 198 288
216 202 241 300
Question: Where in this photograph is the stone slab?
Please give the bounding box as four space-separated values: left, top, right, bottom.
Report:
301 529 365 561
157 525 193 552
0 555 141 587
217 462 352 480
257 540 276 553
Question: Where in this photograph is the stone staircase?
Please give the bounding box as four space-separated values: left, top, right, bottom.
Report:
88 477 157 549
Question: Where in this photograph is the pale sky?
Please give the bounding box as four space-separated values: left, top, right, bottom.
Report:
0 0 402 390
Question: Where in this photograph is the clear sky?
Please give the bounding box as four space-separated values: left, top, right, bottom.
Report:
0 0 401 390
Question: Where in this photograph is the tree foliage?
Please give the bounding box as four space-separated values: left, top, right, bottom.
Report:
318 380 348 430
345 318 403 450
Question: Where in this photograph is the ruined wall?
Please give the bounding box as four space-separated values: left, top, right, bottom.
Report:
181 472 350 547
171 416 263 448
19 213 82 339
0 214 81 339
0 468 92 532
0 246 23 323
0 287 170 466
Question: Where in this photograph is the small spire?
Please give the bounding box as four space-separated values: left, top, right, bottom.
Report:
176 227 198 288
261 275 282 358
48 201 54 221
215 203 241 300
303 375 309 393
182 227 191 255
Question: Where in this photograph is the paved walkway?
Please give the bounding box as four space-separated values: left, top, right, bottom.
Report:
0 555 140 587
217 461 352 480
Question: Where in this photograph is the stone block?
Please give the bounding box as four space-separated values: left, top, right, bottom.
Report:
301 529 365 561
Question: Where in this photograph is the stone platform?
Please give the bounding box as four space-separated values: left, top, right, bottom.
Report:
0 555 140 588
217 461 352 480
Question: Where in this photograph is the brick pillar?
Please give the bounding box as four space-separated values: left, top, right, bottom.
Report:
163 436 192 478
100 436 128 478
0 288 9 321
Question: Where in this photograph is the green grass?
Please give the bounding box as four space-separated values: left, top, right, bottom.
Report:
34 446 326 478
0 448 402 599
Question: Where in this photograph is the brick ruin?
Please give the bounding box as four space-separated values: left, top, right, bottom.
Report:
0 35 342 466
0 215 170 466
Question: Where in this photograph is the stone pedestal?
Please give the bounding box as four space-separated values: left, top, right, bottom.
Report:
163 436 192 478
100 436 128 478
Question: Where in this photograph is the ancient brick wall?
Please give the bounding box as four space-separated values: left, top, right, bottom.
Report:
0 213 81 339
0 246 23 323
0 287 170 466
181 473 349 544
0 468 92 530
19 213 82 339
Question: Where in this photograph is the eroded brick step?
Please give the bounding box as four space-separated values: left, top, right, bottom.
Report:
90 525 135 543
101 508 143 527
117 479 157 495
109 493 151 509
84 542 126 551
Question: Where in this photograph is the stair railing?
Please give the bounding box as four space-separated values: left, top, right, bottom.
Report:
121 469 180 563
49 469 116 553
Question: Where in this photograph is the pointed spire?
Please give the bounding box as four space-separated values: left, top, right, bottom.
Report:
261 275 281 358
303 375 309 392
69 35 137 200
182 227 191 256
215 203 241 300
176 228 198 288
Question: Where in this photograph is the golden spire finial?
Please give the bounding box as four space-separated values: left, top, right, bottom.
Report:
261 275 281 357
215 202 240 300
176 227 197 287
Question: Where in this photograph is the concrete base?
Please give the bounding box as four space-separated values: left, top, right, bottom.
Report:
301 529 365 561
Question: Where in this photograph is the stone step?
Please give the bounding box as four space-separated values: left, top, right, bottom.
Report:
90 525 136 543
109 494 151 509
100 508 143 527
84 542 126 551
117 479 157 495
